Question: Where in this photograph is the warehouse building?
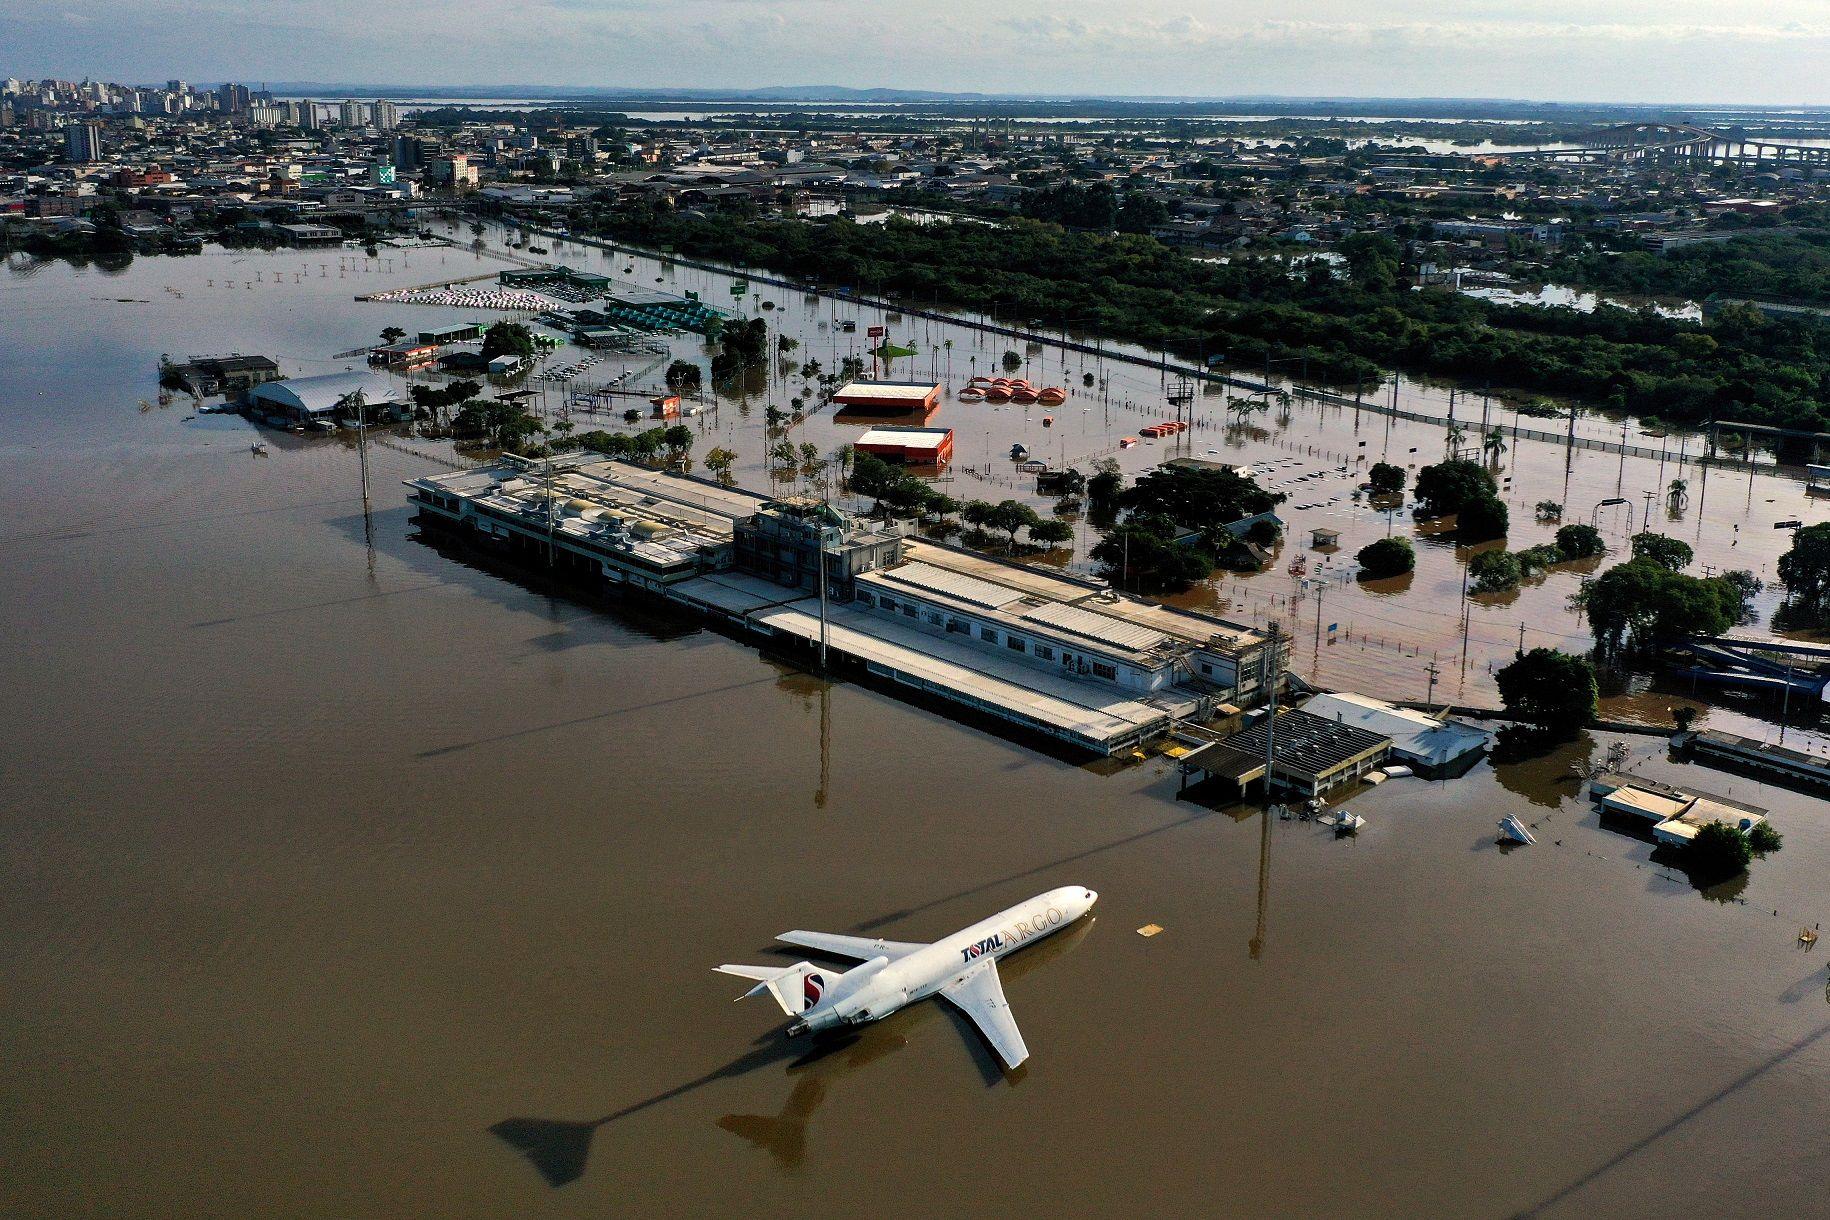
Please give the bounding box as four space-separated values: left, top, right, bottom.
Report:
853 425 955 467
245 370 402 426
831 380 941 417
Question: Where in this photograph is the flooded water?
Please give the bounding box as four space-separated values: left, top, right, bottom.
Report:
1459 280 1702 321
465 222 1830 750
4 241 1830 1218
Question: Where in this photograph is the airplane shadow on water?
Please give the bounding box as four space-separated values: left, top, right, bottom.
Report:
489 917 1095 1188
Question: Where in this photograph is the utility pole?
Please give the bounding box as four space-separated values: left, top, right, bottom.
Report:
543 455 556 567
816 510 830 674
1425 658 1441 707
1261 621 1282 808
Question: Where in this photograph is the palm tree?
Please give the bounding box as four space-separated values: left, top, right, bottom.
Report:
1483 426 1507 462
1667 477 1690 512
1446 420 1468 454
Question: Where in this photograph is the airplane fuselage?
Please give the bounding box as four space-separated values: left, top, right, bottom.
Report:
789 886 1096 1036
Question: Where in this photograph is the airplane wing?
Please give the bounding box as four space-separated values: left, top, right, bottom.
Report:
939 961 1029 1070
777 930 927 961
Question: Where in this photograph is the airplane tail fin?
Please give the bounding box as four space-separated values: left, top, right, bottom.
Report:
715 961 832 1017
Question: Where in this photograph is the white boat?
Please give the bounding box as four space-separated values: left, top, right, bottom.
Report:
1498 815 1536 845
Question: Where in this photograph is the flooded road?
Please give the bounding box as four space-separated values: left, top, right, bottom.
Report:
3 244 1829 1218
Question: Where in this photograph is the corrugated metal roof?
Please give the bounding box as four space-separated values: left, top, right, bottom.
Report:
835 381 938 400
1020 601 1168 653
877 561 1022 611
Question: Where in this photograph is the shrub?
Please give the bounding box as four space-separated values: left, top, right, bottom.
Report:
1555 523 1606 560
1630 531 1693 572
1470 549 1522 592
1457 493 1509 542
1496 648 1598 736
1514 544 1562 576
1357 536 1415 578
1367 461 1405 495
1748 821 1783 854
1414 458 1496 517
1685 821 1753 883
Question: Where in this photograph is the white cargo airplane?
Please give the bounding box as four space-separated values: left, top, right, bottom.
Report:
716 886 1097 1070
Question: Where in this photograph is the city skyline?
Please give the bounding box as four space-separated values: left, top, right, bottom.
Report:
6 1 1830 107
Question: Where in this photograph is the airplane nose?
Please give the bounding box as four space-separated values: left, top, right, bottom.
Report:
1084 889 1098 905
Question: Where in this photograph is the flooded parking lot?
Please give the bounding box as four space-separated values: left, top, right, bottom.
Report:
4 242 1829 1218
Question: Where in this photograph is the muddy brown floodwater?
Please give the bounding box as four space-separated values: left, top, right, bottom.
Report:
3 245 1829 1219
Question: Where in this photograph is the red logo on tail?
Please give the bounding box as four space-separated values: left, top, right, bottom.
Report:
803 973 824 1008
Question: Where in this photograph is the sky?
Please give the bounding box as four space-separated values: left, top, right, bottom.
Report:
7 0 1830 105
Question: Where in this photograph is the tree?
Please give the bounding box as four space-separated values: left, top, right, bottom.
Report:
1536 500 1564 522
1001 350 1022 371
1630 532 1693 572
481 322 536 361
1583 558 1741 653
1413 458 1496 518
1091 514 1213 593
1482 427 1508 462
1496 648 1597 739
1684 821 1752 884
665 360 703 394
960 500 996 530
1457 493 1509 542
1116 465 1283 552
1555 523 1606 560
988 499 1042 547
1030 518 1074 547
379 325 406 345
1356 536 1414 578
1367 461 1405 495
1748 821 1783 854
1087 466 1123 510
704 446 738 485
1777 522 1830 619
1470 549 1522 593
1339 232 1401 293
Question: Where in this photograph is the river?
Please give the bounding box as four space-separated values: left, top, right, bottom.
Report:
2 239 1828 1218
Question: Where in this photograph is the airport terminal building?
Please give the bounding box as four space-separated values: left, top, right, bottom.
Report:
407 454 1283 754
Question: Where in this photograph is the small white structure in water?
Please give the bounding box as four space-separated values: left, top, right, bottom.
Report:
1498 815 1536 845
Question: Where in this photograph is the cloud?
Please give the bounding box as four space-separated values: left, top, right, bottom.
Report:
5 0 1830 101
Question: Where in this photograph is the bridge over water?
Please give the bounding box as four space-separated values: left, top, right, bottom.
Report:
1501 122 1830 168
